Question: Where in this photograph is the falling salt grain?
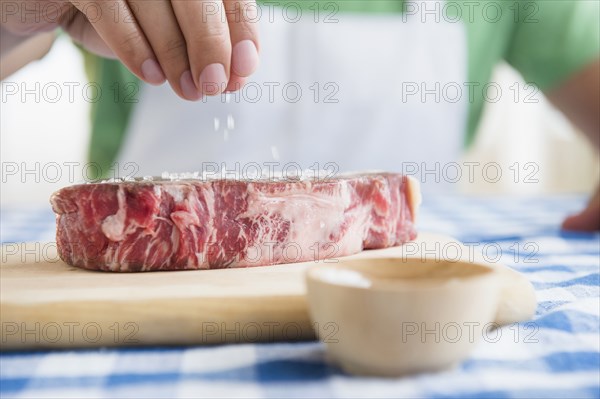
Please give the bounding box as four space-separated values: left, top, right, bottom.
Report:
270 145 280 161
227 114 235 130
213 117 220 131
320 221 325 229
225 93 231 104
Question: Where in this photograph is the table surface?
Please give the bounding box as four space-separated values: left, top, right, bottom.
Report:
1 195 599 399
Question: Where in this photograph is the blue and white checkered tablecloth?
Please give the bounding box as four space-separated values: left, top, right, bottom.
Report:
1 195 599 398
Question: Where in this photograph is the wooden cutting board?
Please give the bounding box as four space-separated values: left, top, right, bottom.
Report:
0 233 534 349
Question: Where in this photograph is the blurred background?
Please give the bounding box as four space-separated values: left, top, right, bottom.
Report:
1 35 598 207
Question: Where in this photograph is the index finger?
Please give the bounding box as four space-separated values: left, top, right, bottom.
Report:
71 0 165 85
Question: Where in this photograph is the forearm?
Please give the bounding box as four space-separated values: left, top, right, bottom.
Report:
547 58 600 149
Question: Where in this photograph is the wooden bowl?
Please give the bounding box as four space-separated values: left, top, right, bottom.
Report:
305 258 501 376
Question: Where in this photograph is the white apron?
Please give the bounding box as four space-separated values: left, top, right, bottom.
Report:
117 1 468 193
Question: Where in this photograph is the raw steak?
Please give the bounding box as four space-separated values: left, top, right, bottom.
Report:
50 173 420 272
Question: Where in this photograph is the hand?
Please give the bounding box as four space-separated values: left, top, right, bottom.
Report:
548 60 599 232
1 0 260 100
561 187 600 232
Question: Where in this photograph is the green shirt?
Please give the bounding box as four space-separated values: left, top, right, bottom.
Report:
85 0 600 178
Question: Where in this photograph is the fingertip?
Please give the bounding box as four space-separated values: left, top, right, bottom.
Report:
232 40 259 77
561 214 579 231
180 70 202 101
141 59 166 86
561 210 600 232
199 63 228 96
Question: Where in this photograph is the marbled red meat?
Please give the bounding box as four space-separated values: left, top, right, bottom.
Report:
50 173 420 272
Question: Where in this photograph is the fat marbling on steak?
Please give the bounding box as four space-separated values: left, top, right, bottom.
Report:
50 172 420 272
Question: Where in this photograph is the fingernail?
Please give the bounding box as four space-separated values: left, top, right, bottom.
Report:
199 63 228 96
232 40 259 77
141 59 166 85
180 70 201 101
